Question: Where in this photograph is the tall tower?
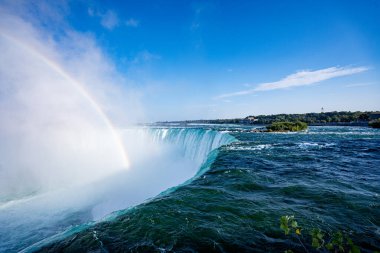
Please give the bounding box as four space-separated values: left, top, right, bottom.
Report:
321 107 324 113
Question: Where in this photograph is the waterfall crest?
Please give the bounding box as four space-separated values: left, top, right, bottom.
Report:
143 127 236 167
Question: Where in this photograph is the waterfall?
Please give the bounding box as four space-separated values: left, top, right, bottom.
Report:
2 127 236 253
146 127 236 167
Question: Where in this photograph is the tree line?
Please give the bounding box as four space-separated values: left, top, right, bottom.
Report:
160 111 380 126
250 111 375 124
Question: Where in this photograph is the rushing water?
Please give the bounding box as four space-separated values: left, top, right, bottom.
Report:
0 126 235 252
2 126 380 252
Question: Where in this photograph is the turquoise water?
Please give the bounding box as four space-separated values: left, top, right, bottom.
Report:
4 126 380 252
0 126 235 252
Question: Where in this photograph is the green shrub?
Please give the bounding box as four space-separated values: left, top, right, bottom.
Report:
267 121 308 132
369 119 380 128
280 215 362 253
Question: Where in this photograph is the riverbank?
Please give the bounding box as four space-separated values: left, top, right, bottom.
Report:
158 111 380 127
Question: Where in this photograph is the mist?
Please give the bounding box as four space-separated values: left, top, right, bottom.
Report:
0 6 205 251
0 9 143 198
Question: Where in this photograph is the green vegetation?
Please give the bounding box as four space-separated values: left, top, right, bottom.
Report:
266 121 308 132
369 119 380 128
161 111 380 126
251 111 376 125
280 215 362 253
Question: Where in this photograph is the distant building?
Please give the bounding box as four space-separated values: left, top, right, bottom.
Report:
242 116 258 124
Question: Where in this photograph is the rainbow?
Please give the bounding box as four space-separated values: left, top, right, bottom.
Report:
0 32 130 168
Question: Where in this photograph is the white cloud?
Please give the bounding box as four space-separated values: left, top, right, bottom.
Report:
88 7 95 17
87 8 120 30
126 18 139 27
345 82 376 87
0 0 69 28
0 6 145 196
88 9 139 30
256 66 369 91
100 10 119 30
216 66 369 99
131 50 161 64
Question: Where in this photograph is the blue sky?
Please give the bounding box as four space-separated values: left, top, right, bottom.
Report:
1 0 380 121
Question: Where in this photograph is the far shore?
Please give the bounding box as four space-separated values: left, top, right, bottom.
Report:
157 111 380 128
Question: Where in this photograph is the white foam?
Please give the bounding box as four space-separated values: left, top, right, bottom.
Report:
297 142 335 149
227 144 272 151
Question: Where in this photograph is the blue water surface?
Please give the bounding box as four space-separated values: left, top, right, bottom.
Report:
30 126 380 252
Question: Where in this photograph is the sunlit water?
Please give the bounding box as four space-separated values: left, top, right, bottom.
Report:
0 127 235 252
1 126 380 252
